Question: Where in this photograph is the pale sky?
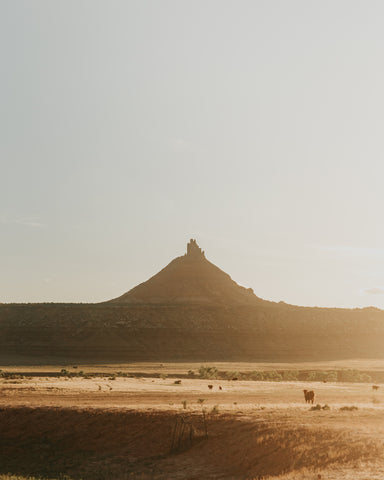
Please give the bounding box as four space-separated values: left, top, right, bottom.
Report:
2 0 384 308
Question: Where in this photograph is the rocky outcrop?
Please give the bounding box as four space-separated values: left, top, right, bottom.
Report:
109 240 260 305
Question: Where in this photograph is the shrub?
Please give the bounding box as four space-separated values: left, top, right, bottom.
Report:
338 369 372 383
306 370 327 382
210 404 220 415
263 370 282 381
326 371 338 382
248 371 265 381
340 405 358 411
282 370 298 381
198 365 219 379
306 370 338 382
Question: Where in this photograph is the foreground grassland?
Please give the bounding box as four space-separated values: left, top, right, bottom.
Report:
1 362 384 479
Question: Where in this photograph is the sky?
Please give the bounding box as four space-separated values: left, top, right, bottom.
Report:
2 0 384 308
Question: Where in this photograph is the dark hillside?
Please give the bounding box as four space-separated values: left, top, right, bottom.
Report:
1 240 384 364
0 302 384 364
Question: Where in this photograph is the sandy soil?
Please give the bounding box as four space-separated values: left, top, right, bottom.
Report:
1 375 383 411
1 369 384 479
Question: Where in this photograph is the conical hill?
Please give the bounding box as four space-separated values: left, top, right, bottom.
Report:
109 239 260 305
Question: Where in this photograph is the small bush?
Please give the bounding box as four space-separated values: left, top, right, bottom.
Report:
263 370 282 382
248 371 265 381
340 405 359 411
338 369 372 383
282 370 299 381
326 370 338 382
210 404 220 415
198 365 219 379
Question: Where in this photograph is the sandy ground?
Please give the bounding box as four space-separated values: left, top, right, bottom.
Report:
1 367 384 479
1 375 383 411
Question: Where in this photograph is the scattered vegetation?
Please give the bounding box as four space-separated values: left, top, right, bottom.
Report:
339 405 359 411
338 369 372 383
197 366 373 383
210 404 220 415
59 369 87 378
197 399 208 438
306 370 338 382
198 365 219 379
0 373 24 380
310 404 330 411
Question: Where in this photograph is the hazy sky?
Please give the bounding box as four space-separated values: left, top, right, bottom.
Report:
2 1 384 308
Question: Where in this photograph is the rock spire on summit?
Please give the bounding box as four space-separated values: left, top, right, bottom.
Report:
186 238 205 258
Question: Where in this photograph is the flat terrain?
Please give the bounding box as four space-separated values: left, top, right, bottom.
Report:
1 374 384 411
1 362 384 479
7 358 384 373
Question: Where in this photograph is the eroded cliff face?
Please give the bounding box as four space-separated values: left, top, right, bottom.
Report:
110 239 260 305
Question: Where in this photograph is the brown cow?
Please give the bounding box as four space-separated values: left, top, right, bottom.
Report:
208 384 213 390
372 385 380 391
303 389 315 404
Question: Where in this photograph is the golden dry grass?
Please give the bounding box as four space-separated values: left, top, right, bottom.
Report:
1 364 384 479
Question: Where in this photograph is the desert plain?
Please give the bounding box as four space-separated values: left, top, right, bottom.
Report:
1 361 384 480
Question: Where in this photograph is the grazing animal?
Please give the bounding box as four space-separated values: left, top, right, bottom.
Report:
219 386 222 390
372 385 380 391
303 389 315 404
232 377 238 381
174 380 181 385
208 384 213 390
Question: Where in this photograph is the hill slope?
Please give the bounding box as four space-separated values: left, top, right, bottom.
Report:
110 239 260 305
1 239 384 364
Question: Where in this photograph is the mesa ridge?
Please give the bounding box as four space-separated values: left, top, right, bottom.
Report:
1 239 384 364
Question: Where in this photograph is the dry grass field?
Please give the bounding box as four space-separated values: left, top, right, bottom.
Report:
1 362 384 479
